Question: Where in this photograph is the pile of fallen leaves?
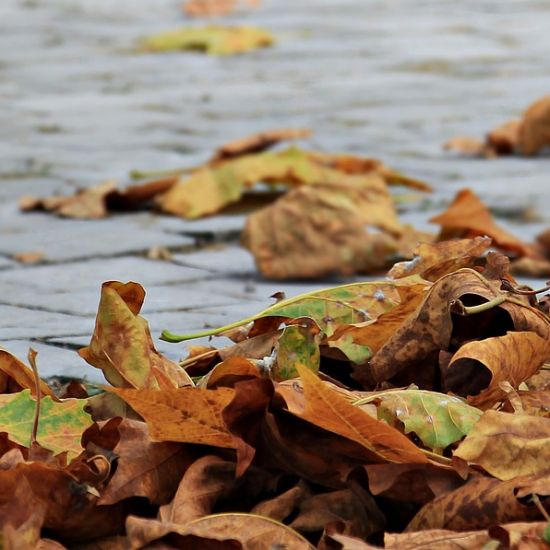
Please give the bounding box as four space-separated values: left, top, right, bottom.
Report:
1 239 550 548
19 127 550 278
445 95 550 158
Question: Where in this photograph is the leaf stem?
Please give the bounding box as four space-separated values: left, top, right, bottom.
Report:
28 348 41 447
160 278 415 343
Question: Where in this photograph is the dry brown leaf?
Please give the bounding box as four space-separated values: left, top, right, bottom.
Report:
213 128 311 161
489 522 550 550
289 487 384 540
126 513 314 549
242 176 402 279
365 463 465 505
20 178 176 220
518 95 550 155
260 412 372 488
406 474 543 531
384 529 492 549
111 386 236 448
291 363 429 464
251 482 310 522
445 331 550 408
430 188 535 257
79 281 192 388
388 236 492 281
158 455 236 524
368 269 502 385
454 411 550 479
99 419 194 505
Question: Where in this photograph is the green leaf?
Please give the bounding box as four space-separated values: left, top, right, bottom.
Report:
543 521 550 543
140 26 274 56
328 333 372 364
272 324 320 381
161 276 427 343
355 389 483 453
0 389 93 460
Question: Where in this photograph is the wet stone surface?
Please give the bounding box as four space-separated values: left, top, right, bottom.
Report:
1 0 549 377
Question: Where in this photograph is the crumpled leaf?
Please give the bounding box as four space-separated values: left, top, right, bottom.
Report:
518 95 550 155
157 147 431 219
362 389 483 453
290 363 429 464
20 178 176 220
140 25 274 55
367 269 501 385
111 386 236 448
242 176 403 279
454 411 550 480
388 236 492 281
0 389 93 460
406 474 544 531
430 188 535 257
445 331 550 408
79 281 192 389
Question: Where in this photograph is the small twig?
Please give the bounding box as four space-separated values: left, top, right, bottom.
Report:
532 494 550 521
500 279 550 296
28 348 41 448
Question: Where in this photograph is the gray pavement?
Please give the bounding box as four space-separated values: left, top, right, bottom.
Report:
1 0 550 381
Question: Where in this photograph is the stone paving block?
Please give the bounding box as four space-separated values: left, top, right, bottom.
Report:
0 304 94 340
0 257 211 292
171 246 257 276
0 209 194 262
0 340 106 383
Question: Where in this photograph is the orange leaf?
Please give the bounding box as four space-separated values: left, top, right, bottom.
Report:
292 363 429 464
111 386 236 448
430 188 534 257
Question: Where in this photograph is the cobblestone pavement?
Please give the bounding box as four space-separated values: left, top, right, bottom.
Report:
1 0 549 380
